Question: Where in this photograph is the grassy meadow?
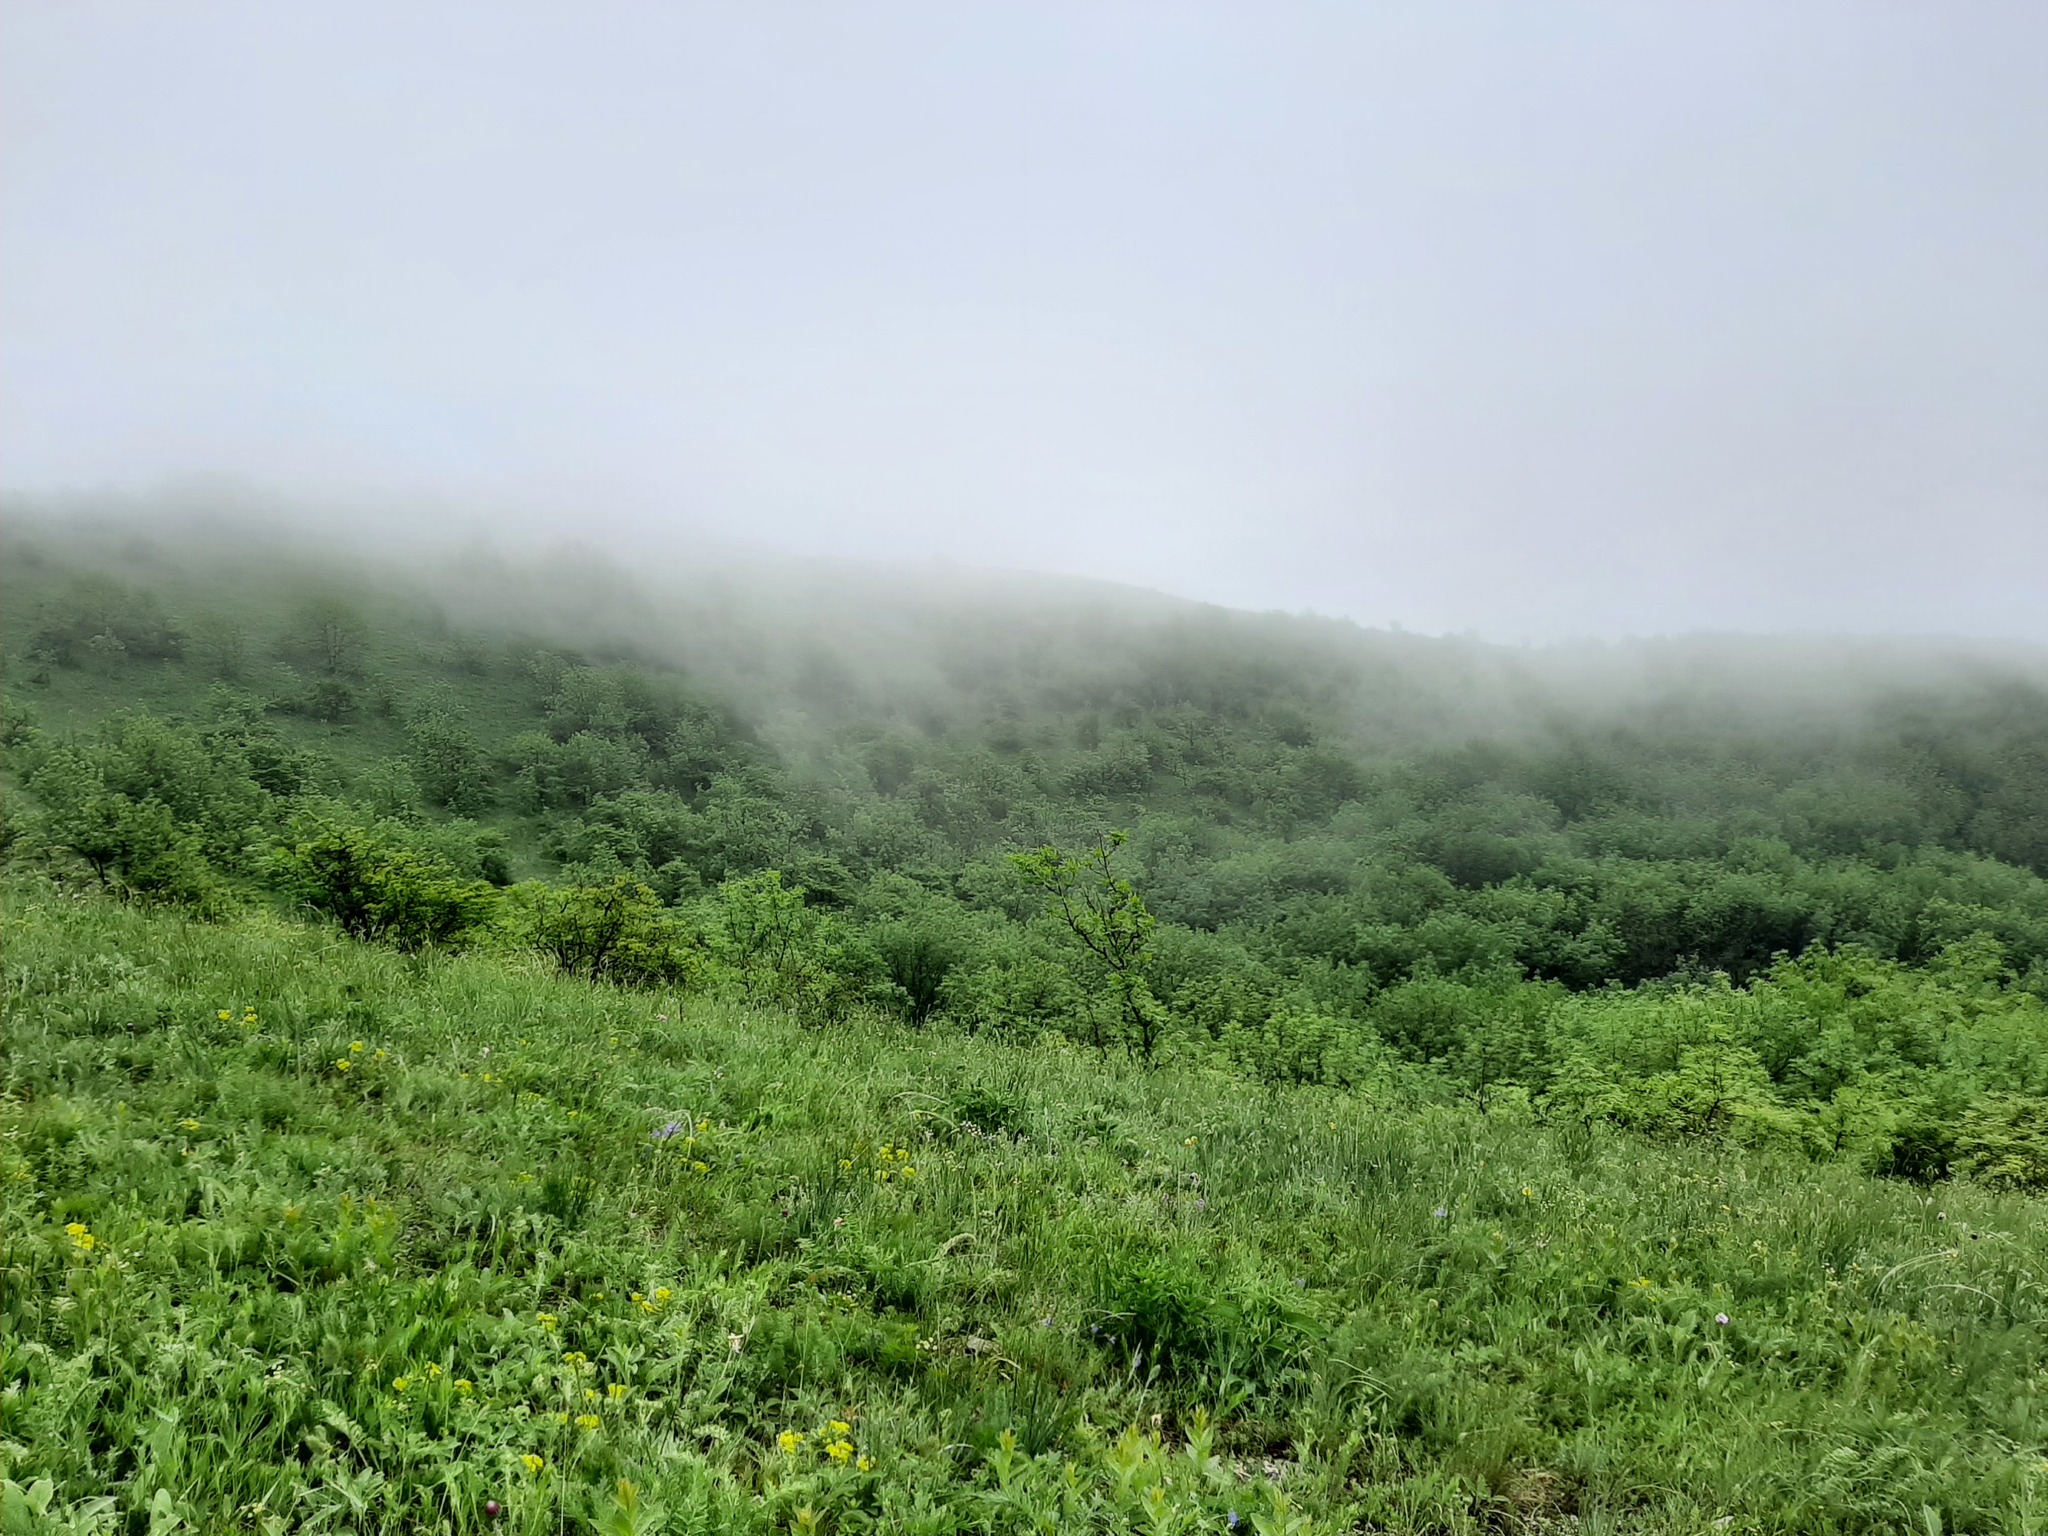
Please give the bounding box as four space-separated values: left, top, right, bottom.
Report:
6 880 2047 1535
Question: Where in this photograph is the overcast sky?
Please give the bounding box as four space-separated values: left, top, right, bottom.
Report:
5 3 2044 641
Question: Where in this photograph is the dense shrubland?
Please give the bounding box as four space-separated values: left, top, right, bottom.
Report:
4 518 2048 1528
6 526 2046 1189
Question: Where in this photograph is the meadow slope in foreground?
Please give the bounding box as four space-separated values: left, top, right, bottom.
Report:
5 883 2047 1535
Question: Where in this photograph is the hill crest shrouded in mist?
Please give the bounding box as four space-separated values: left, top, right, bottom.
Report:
8 496 2045 741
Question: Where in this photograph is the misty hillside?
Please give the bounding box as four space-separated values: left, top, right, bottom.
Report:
8 510 2048 1534
5 507 2047 990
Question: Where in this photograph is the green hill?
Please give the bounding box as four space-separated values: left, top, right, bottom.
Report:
4 506 2048 1531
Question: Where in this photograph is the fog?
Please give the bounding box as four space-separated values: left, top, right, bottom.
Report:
5 4 2044 642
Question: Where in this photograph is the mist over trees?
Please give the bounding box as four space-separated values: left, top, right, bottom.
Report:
5 508 2047 1187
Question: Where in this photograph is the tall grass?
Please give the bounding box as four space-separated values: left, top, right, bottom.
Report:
4 880 2045 1534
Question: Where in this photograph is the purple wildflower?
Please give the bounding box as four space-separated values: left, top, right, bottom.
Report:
1433 1206 1449 1220
1715 1313 1730 1327
651 1120 685 1141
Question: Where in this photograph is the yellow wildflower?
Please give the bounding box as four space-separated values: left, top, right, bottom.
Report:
826 1439 853 1462
691 1161 708 1174
217 1010 232 1021
64 1222 95 1252
179 1118 202 1131
576 1414 601 1431
653 1287 672 1303
828 1420 851 1435
393 1377 411 1392
521 1454 545 1474
607 1383 628 1401
425 1363 443 1379
350 1041 365 1054
536 1312 558 1331
778 1430 805 1453
857 1455 874 1472
455 1379 474 1394
334 1059 352 1072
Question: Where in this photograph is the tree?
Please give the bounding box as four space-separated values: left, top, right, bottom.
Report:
25 712 270 901
700 871 886 1023
871 914 965 1027
285 597 369 679
272 819 499 952
518 876 697 987
1011 831 1167 1059
407 715 494 816
27 575 185 667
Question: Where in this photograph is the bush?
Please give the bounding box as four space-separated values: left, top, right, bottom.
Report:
871 915 967 1026
26 576 185 668
517 876 700 987
701 870 890 1023
1956 1094 2048 1191
407 714 494 816
25 756 215 907
271 818 499 952
23 711 270 903
280 596 369 678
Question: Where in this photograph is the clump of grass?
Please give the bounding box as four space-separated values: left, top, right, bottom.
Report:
4 880 2046 1533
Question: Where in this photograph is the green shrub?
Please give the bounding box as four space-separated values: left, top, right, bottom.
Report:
406 714 495 816
25 575 185 668
701 870 890 1022
1955 1094 2048 1191
271 818 499 951
22 711 271 904
516 876 701 987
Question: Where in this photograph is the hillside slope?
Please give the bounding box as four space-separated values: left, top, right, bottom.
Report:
5 883 2046 1534
5 509 2048 1146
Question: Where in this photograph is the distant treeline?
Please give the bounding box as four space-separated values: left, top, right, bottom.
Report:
4 530 2047 1190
